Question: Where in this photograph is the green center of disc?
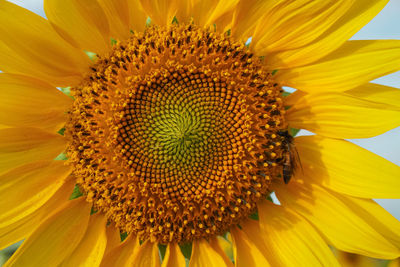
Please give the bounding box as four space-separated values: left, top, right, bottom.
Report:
152 109 206 161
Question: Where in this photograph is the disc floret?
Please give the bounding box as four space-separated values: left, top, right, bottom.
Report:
66 24 289 244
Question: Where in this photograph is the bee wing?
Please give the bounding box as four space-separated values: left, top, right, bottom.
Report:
291 144 303 175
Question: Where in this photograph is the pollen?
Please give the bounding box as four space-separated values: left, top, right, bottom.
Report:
65 24 290 244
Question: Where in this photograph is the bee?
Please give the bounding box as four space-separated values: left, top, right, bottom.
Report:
277 130 301 184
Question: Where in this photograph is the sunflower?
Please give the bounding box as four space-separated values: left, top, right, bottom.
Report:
1 0 400 266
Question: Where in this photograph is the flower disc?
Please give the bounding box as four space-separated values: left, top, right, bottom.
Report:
66 24 289 244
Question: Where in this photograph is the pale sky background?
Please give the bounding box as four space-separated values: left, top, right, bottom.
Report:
6 0 400 220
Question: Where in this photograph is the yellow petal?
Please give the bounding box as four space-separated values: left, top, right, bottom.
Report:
5 198 91 267
60 213 108 267
0 161 71 227
216 236 233 262
257 200 339 266
213 6 237 34
275 181 400 259
97 0 130 40
339 196 400 251
174 0 193 24
242 218 313 267
0 73 71 131
252 0 353 54
287 92 400 138
104 223 122 254
128 0 148 33
239 219 270 259
277 40 400 93
230 226 270 267
209 237 234 266
295 135 400 198
131 240 161 267
346 83 400 109
161 243 186 267
189 238 233 267
283 90 306 107
139 0 180 26
0 127 66 174
266 0 389 69
231 0 275 41
0 1 90 87
44 0 110 54
98 0 147 40
190 0 238 32
336 249 377 267
0 177 75 250
100 235 139 267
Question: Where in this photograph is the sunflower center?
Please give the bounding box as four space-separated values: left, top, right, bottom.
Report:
66 24 289 244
